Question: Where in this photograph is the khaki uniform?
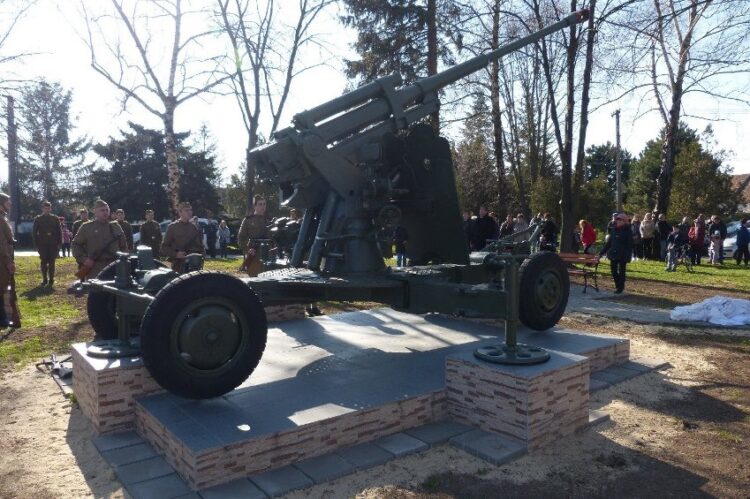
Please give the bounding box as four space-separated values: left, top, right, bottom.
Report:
117 220 134 251
139 220 162 257
160 220 205 272
33 213 62 282
0 207 14 290
238 215 268 277
72 218 88 238
72 220 128 278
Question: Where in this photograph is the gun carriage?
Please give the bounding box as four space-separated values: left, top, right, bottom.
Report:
83 10 587 399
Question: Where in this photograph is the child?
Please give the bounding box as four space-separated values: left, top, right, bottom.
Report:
709 231 722 265
665 226 685 272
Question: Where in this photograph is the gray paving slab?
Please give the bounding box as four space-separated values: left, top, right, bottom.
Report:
589 378 611 392
294 453 356 484
590 368 628 385
93 430 144 452
629 357 671 370
449 429 527 465
404 421 473 445
606 365 646 381
336 442 394 470
588 409 610 426
199 478 267 499
373 432 429 457
125 473 193 499
114 455 175 485
101 442 158 467
250 465 314 498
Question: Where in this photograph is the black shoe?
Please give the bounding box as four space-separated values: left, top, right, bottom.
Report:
614 288 623 294
41 278 48 286
48 278 54 287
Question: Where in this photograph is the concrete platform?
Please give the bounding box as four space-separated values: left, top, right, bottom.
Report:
128 308 629 490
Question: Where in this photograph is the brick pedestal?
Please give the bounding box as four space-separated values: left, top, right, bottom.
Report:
72 344 164 434
446 350 590 451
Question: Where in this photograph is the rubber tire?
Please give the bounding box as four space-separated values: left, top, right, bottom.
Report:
86 262 119 341
86 259 168 340
518 252 570 331
140 271 268 399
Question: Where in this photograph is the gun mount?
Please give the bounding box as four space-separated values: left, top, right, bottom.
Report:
83 10 586 399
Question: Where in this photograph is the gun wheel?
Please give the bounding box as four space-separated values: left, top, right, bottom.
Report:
518 252 570 331
140 271 267 399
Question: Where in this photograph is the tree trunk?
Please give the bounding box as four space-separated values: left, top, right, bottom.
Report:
163 101 180 217
490 0 508 217
559 1 579 253
426 0 439 131
655 94 681 214
573 0 596 193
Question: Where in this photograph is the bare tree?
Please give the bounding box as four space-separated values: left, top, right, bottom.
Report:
216 0 333 209
605 0 750 214
0 0 37 92
81 0 229 214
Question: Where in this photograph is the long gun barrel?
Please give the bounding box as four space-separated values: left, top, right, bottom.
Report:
250 9 588 208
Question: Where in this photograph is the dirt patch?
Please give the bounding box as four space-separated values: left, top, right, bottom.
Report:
0 316 748 498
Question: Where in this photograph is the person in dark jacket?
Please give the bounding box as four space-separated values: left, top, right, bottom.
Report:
707 215 728 264
471 206 498 250
392 225 409 267
539 213 558 252
499 214 515 238
656 214 672 261
735 218 750 266
597 212 633 293
462 211 473 250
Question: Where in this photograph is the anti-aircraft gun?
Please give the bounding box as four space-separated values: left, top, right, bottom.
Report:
82 9 588 399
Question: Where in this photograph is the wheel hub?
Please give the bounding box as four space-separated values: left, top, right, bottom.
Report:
177 305 242 370
536 272 561 312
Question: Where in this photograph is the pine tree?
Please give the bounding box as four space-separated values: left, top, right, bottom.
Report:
17 80 91 215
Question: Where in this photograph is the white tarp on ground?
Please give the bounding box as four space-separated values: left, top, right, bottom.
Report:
671 296 750 326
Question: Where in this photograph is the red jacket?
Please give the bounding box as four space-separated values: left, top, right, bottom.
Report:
688 226 705 248
581 224 597 246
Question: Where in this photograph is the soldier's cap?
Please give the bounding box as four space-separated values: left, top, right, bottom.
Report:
79 208 87 213
94 199 109 209
145 209 154 214
179 202 192 210
0 192 9 203
42 200 51 207
115 208 124 214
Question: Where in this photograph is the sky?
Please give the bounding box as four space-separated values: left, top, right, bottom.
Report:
1 0 749 185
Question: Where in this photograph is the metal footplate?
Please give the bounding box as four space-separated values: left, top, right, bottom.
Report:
474 256 550 366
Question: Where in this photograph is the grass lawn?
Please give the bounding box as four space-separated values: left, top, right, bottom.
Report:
595 258 750 293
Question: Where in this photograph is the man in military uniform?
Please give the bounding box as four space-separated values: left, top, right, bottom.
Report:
0 193 17 327
72 199 128 279
72 208 89 238
33 200 62 286
139 209 162 257
115 209 134 251
238 195 269 277
161 202 205 272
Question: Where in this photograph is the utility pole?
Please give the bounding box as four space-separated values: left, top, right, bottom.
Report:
6 96 21 229
612 109 623 212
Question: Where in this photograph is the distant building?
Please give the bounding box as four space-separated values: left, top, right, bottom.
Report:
732 174 750 212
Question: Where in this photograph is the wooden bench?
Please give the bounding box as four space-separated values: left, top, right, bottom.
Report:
558 252 599 293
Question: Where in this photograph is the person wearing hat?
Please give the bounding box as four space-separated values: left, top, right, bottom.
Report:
72 199 128 279
238 195 269 277
597 212 633 293
115 209 134 251
32 200 62 286
0 193 16 327
72 208 90 238
139 209 162 258
161 202 205 272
